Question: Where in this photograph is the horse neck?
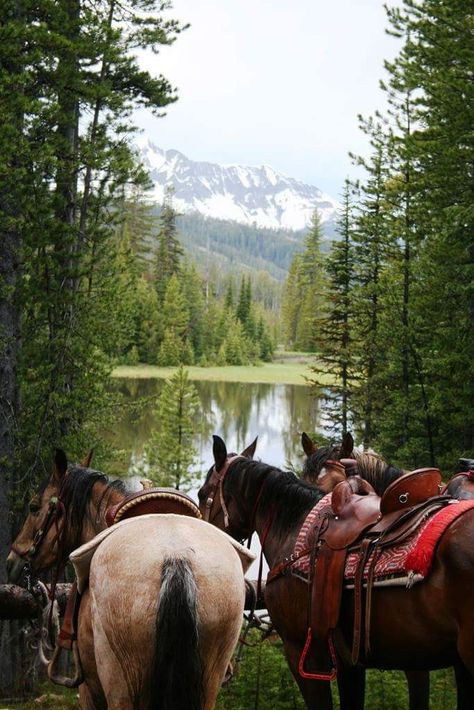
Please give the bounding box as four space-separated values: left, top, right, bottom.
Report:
235 461 318 568
77 481 126 546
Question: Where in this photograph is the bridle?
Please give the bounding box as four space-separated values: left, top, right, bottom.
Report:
202 455 245 527
203 453 275 606
12 485 68 565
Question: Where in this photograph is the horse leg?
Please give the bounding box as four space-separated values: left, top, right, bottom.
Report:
337 666 365 710
454 662 474 710
282 640 333 709
405 670 430 710
77 589 107 710
79 684 104 710
295 676 333 709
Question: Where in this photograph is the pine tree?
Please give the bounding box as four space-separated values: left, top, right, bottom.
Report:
350 119 391 449
146 367 199 490
309 180 357 436
0 0 186 692
157 274 191 365
382 0 474 465
180 261 205 359
294 210 326 352
281 255 303 349
154 187 183 302
224 277 235 311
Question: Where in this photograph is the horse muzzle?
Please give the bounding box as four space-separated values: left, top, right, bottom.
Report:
6 550 27 584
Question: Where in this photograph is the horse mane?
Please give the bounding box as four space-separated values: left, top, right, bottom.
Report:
60 465 129 535
354 451 405 496
301 444 342 484
227 459 322 537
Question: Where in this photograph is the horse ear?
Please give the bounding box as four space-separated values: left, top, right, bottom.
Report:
81 449 94 467
302 432 317 456
341 432 354 458
53 449 68 482
212 435 227 472
241 436 258 459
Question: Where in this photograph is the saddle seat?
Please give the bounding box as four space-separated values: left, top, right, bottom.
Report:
322 467 443 550
105 488 201 526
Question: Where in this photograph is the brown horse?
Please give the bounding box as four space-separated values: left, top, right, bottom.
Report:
199 435 474 710
8 450 253 710
300 433 436 710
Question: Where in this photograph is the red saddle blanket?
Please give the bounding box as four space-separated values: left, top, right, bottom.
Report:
292 494 474 585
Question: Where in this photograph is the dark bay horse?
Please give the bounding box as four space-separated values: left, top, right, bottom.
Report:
8 451 252 710
301 433 431 710
301 433 474 708
199 435 474 710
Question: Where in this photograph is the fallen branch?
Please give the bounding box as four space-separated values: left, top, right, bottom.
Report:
0 584 71 620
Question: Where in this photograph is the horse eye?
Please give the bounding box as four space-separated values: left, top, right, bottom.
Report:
29 502 40 514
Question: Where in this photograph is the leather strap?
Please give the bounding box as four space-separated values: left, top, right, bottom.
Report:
352 537 372 664
203 455 245 526
57 581 80 651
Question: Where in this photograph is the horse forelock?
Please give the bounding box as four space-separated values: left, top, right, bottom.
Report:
226 459 322 537
302 444 341 483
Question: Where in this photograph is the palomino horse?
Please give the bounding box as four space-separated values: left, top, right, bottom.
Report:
7 450 252 710
199 435 474 710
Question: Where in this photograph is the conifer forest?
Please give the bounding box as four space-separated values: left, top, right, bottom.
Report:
0 0 472 706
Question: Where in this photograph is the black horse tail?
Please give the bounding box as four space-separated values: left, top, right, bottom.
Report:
150 557 203 710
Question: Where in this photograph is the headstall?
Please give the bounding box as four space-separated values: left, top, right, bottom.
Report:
13 488 67 563
203 455 245 527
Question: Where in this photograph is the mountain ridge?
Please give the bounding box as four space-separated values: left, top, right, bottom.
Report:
137 139 339 232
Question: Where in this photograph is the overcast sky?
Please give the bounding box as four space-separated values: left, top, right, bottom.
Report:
136 0 401 198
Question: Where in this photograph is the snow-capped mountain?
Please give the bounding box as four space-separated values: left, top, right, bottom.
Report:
137 139 339 232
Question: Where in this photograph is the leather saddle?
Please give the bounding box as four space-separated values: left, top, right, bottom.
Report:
105 488 201 526
304 467 448 678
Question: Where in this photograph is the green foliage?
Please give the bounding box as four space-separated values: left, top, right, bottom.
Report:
218 319 253 366
1 0 187 486
154 188 184 302
309 180 357 436
281 210 327 352
145 366 199 490
217 635 305 710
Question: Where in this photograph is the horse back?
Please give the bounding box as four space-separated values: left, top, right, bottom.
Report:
85 515 248 709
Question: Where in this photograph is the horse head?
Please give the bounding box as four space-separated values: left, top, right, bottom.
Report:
301 431 354 488
7 449 70 583
7 448 122 584
198 434 257 538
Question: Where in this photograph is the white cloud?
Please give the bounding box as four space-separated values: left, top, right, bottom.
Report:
135 0 401 196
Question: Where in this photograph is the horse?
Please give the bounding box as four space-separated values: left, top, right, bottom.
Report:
301 433 474 708
7 450 252 710
199 435 474 710
301 433 435 710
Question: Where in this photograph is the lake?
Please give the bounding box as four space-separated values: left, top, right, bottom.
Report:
108 377 326 481
107 376 327 575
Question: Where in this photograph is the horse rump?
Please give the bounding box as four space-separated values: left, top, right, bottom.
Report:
151 556 203 710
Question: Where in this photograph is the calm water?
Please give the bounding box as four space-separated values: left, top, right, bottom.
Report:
107 377 324 575
107 378 325 480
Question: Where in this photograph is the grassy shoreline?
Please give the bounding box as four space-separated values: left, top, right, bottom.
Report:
111 359 331 387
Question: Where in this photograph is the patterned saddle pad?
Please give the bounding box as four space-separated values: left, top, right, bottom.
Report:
291 494 474 587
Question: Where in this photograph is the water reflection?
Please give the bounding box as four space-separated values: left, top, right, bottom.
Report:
106 378 322 479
